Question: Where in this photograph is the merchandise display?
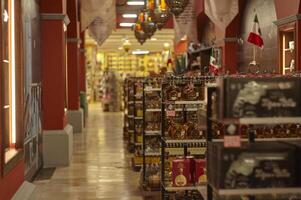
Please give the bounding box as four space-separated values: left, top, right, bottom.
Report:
132 78 145 170
123 75 301 200
160 76 215 200
123 78 136 151
206 76 301 200
142 77 162 191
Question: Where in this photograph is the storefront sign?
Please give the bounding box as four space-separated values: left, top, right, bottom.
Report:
205 0 238 29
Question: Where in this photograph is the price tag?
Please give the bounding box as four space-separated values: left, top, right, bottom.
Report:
166 104 176 117
166 110 176 117
224 135 241 148
145 86 152 91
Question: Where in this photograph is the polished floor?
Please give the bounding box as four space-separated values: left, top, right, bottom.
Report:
34 103 148 200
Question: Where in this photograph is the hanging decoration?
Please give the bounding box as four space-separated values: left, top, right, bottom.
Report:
141 0 157 38
122 38 132 52
165 0 189 16
135 30 148 45
134 12 148 45
141 9 157 38
173 0 200 44
153 0 170 30
80 0 116 44
204 0 238 29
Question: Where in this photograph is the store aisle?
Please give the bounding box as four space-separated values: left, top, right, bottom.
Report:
34 103 144 200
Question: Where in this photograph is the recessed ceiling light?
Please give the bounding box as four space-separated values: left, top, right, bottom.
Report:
127 1 145 6
122 14 138 18
151 38 157 41
119 22 135 27
132 50 150 55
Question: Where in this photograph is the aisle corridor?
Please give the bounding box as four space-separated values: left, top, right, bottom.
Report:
34 103 144 200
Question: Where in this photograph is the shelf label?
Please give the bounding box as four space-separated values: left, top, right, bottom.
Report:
145 86 152 91
224 135 241 148
166 110 176 117
166 104 176 117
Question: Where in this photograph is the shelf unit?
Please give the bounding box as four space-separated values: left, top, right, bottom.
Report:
279 25 296 75
124 78 136 153
132 78 144 170
206 78 301 200
160 76 215 200
142 77 162 192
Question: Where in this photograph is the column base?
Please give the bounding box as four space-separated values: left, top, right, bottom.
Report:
43 124 73 167
67 109 84 133
12 181 36 200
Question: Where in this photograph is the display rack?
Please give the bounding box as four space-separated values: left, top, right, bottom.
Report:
132 77 144 171
206 76 301 200
160 76 215 200
142 77 162 192
24 83 42 181
124 78 135 152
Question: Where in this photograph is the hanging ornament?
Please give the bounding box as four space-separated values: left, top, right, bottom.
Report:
133 11 148 44
154 0 170 30
122 39 132 52
140 0 157 38
141 9 157 38
165 0 189 16
135 29 148 45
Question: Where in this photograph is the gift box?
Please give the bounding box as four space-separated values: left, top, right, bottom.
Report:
172 158 192 187
208 142 297 189
194 159 207 185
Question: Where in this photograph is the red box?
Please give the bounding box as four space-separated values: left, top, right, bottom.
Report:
186 156 195 183
194 159 206 185
172 158 192 187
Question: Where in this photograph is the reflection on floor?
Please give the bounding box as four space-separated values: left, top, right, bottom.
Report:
34 103 152 200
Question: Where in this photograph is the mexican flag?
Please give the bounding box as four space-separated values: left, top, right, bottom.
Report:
209 48 219 75
247 14 264 48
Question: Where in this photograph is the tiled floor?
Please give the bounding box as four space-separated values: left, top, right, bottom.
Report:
34 103 148 200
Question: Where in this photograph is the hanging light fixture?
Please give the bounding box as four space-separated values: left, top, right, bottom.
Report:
153 0 170 30
122 38 132 52
134 29 148 45
165 0 189 16
139 0 157 38
133 13 148 45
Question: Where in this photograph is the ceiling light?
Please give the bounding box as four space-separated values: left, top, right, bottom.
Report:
132 50 150 55
151 38 157 41
122 14 138 18
120 22 135 27
127 1 145 6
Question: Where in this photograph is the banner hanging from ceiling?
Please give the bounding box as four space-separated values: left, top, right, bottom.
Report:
173 0 201 45
204 0 239 29
80 0 116 44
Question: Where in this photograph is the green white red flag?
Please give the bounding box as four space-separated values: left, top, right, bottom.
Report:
209 48 219 75
247 14 264 48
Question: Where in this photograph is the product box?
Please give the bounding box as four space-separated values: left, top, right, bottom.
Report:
217 77 301 119
282 141 301 187
172 158 192 187
194 159 206 185
208 142 297 189
186 156 195 182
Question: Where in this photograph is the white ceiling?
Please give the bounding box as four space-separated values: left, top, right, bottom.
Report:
86 28 175 53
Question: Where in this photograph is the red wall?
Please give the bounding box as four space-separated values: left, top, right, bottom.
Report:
0 161 25 200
